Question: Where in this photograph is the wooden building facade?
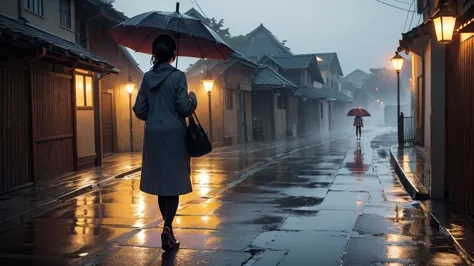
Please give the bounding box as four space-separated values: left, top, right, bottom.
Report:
400 0 474 216
0 12 116 193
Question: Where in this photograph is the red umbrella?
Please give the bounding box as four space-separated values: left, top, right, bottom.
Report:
108 3 235 61
347 106 371 117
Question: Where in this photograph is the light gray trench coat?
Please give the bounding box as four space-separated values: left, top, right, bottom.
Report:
132 63 197 196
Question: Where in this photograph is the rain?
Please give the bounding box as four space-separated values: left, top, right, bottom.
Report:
0 0 473 265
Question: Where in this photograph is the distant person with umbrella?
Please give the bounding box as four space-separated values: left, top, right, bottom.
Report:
354 116 363 139
347 106 371 140
110 3 236 251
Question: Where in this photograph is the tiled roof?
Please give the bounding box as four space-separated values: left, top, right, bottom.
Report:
271 54 316 69
315 53 344 76
253 66 297 89
296 85 326 100
316 87 353 102
238 24 293 60
184 8 208 23
0 14 114 69
185 52 258 78
244 24 293 55
267 54 324 84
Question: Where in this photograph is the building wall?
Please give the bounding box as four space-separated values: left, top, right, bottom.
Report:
287 95 299 136
321 100 330 135
224 63 254 144
0 64 33 193
424 41 432 150
412 53 424 144
446 34 474 216
14 0 77 42
274 93 287 139
252 90 273 140
87 17 144 152
0 0 19 18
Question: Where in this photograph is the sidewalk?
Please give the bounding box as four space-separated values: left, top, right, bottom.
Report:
390 145 474 265
0 153 143 230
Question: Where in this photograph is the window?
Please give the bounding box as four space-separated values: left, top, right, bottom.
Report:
225 89 234 110
75 74 93 107
25 0 44 16
320 102 324 119
59 0 71 28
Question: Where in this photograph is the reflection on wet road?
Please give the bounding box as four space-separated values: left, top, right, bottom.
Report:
0 128 465 265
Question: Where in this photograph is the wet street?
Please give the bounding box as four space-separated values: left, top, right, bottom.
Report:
0 128 465 265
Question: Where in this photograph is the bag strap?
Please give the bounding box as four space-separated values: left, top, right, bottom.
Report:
191 112 202 125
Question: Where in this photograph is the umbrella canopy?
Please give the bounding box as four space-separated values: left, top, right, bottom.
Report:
108 3 235 60
347 107 371 117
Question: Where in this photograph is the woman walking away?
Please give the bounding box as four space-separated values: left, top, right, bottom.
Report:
354 116 363 140
133 34 197 251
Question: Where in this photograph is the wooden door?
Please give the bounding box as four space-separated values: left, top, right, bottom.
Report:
101 92 114 156
0 66 34 192
32 71 75 182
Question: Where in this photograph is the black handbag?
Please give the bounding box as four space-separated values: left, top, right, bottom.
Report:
186 112 212 157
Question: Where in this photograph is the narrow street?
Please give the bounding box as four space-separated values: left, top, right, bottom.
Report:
0 128 464 265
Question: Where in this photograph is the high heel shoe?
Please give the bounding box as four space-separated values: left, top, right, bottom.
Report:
161 226 180 251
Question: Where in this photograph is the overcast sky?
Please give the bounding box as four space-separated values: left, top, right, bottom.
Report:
112 0 418 75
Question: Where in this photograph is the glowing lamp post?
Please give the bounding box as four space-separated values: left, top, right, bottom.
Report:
432 5 457 43
125 75 136 152
391 52 405 144
202 73 214 141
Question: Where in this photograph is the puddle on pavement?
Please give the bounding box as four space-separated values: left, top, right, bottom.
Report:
268 196 324 208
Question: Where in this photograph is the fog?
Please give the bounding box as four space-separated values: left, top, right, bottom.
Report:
112 0 420 73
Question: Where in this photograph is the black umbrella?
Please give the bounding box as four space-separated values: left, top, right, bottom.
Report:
108 2 235 64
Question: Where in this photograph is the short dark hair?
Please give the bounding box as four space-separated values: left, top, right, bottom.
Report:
151 34 176 70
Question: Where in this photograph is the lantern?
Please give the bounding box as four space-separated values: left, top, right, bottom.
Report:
391 52 405 73
125 75 136 95
202 72 214 94
432 5 457 43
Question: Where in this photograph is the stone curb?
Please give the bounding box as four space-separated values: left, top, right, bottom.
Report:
418 203 474 266
0 167 142 232
389 147 474 265
389 146 430 200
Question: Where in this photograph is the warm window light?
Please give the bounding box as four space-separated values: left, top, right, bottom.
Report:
377 99 380 103
432 5 457 43
391 52 405 73
316 56 323 62
125 75 135 95
202 72 214 94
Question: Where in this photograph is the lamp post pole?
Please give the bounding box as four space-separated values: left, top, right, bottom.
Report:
208 91 213 142
391 52 404 145
129 93 134 152
397 70 401 144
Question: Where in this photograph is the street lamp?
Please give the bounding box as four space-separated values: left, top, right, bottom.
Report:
202 72 214 141
432 5 457 43
125 75 136 152
391 52 405 144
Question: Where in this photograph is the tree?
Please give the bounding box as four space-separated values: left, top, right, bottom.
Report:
204 18 231 41
202 17 247 49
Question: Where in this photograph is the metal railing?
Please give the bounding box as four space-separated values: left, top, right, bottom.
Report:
399 113 415 144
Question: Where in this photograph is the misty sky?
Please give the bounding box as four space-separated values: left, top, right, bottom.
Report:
112 0 418 75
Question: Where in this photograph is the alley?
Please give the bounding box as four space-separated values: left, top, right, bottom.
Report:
0 128 465 265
